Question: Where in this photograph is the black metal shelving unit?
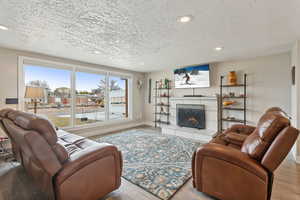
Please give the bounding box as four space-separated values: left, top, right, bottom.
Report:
219 74 247 131
154 80 171 127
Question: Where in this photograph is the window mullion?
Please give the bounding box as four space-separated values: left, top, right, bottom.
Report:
71 68 76 128
105 72 110 121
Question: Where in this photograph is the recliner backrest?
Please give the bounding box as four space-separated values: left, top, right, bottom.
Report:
241 111 290 161
0 108 22 161
8 110 58 145
261 126 299 172
0 108 14 137
6 110 69 164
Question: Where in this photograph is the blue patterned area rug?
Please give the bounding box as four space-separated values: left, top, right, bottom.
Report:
94 128 202 200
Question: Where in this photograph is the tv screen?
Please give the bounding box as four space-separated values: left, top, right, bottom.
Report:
174 64 210 88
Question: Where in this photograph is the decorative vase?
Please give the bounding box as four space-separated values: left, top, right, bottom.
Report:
228 71 237 85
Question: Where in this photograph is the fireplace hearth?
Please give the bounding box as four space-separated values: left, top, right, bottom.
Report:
176 104 205 129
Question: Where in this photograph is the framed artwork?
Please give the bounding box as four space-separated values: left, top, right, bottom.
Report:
148 79 152 103
292 66 295 85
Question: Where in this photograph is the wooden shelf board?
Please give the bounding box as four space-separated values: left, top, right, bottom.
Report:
154 120 170 125
222 96 246 99
222 107 245 111
156 104 170 107
154 113 170 116
221 84 245 88
222 118 245 123
154 88 172 90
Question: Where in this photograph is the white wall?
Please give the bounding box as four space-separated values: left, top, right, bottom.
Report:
144 53 291 128
291 41 300 162
0 47 145 137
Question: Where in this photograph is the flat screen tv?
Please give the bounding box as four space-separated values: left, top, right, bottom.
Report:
174 64 210 88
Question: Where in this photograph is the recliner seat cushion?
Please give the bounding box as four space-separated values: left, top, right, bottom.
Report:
210 132 246 150
241 112 290 160
224 132 248 146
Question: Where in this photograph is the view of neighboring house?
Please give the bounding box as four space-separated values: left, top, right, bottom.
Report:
110 89 126 104
24 75 127 127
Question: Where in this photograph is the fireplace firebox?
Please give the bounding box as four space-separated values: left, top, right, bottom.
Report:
176 104 205 129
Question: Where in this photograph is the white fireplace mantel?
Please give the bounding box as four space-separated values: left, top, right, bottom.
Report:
170 96 217 101
161 96 218 142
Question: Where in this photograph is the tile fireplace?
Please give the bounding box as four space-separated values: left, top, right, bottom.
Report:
177 104 205 129
160 96 218 142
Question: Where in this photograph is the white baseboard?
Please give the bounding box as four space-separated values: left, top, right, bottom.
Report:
295 156 300 164
144 121 155 127
70 121 146 138
291 143 300 164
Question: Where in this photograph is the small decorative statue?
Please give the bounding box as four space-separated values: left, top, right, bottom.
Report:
137 80 143 89
164 79 169 88
161 79 164 88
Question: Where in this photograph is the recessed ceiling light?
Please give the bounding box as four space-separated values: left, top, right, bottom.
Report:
94 50 100 54
178 15 193 23
0 25 8 31
215 46 224 51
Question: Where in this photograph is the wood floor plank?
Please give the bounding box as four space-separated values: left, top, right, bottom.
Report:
0 158 299 200
0 126 299 200
99 158 300 200
90 127 300 200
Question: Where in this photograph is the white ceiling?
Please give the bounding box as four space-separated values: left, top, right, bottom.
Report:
0 0 299 72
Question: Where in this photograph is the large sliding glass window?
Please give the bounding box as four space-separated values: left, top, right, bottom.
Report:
75 71 106 125
22 59 132 129
109 76 128 120
24 65 72 128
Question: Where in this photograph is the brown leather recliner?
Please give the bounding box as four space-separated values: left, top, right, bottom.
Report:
192 107 299 200
0 109 122 200
0 108 22 162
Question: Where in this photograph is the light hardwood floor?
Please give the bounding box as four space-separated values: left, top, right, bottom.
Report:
101 157 300 200
0 126 299 200
0 158 299 200
94 127 300 200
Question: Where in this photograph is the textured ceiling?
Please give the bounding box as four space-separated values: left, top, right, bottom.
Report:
0 0 299 72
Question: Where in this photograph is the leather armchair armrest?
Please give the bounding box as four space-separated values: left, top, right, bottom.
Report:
224 132 248 146
56 143 122 185
224 124 256 135
194 143 267 182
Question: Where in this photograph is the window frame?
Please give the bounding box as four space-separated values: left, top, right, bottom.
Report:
18 56 133 130
108 74 131 120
